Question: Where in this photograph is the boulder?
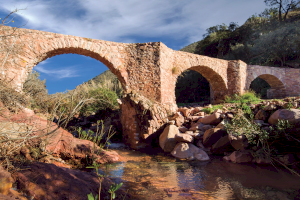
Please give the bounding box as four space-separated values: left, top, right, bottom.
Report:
178 108 192 117
202 124 213 131
159 125 179 152
186 116 202 122
189 122 204 131
211 135 234 155
228 133 249 150
11 162 131 200
196 140 205 149
203 128 227 147
186 131 203 140
171 143 209 161
175 133 194 143
268 109 300 127
229 151 253 163
178 126 188 133
172 112 184 127
199 112 222 125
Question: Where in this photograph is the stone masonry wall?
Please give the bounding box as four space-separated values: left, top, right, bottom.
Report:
1 26 300 149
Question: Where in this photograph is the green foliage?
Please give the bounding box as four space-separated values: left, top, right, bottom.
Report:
23 70 50 112
87 193 98 200
224 91 261 104
87 70 123 98
224 110 269 146
202 104 223 114
79 87 119 116
251 21 300 66
0 80 29 112
179 42 199 53
77 120 115 150
108 182 123 200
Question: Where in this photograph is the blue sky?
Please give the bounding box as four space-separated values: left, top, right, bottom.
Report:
0 0 268 94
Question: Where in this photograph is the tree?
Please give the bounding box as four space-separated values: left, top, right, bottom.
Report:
264 0 300 22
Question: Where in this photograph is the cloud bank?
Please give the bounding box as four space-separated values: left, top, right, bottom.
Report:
1 0 267 49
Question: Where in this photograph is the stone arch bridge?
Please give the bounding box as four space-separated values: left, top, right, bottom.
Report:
1 26 300 149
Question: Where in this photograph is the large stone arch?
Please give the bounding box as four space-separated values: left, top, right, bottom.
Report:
0 26 129 92
246 65 286 98
26 47 128 90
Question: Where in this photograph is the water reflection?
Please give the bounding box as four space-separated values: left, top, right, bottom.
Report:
98 149 300 200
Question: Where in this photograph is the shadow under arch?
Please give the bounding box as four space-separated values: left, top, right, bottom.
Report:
185 65 228 104
249 74 286 99
27 47 127 91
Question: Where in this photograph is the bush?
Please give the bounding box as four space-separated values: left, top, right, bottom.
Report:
0 80 29 112
224 90 261 104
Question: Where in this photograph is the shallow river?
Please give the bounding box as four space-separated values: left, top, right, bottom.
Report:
98 146 300 200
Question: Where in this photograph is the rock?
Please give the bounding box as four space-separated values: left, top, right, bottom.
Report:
11 162 131 200
171 143 209 161
186 116 202 122
211 135 234 155
0 166 13 195
175 133 194 143
172 112 184 127
178 108 192 117
196 140 205 149
199 112 222 125
203 128 227 147
228 133 249 150
3 111 121 165
168 120 175 125
263 104 277 111
159 125 179 152
197 112 205 116
227 113 234 119
229 151 253 163
255 110 268 121
202 124 213 131
223 156 231 161
268 109 300 127
189 122 204 131
215 120 228 131
178 126 188 133
186 131 203 140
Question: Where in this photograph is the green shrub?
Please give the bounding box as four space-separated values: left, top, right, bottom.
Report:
224 91 261 104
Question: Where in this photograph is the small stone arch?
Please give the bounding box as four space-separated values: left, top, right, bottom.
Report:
175 65 228 104
247 74 286 99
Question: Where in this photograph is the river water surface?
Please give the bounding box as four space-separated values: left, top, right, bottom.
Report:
98 146 300 200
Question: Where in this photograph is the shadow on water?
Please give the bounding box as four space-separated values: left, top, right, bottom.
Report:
99 146 300 200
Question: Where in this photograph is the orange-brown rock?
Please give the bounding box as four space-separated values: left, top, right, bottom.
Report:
11 162 131 200
203 128 227 147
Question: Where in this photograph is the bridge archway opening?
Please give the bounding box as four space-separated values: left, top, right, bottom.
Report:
28 54 113 94
26 47 127 93
175 70 210 106
249 74 286 99
175 66 227 106
250 77 271 99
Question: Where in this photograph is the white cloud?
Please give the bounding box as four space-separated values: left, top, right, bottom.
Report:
1 0 268 48
34 65 79 79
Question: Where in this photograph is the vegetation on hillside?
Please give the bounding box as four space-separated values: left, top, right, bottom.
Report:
178 3 300 104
